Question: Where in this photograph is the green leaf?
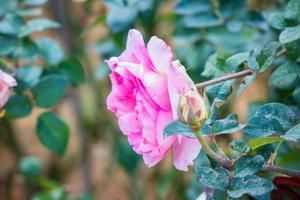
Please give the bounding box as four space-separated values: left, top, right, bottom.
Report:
0 1 17 16
233 156 264 178
23 0 48 6
163 120 195 138
201 123 214 135
0 14 23 36
256 42 282 72
228 175 273 198
17 66 42 87
206 80 233 104
282 123 300 142
279 25 300 44
244 103 296 137
197 166 230 190
269 62 300 90
35 37 64 65
36 112 69 155
4 95 32 119
256 103 296 130
32 75 68 108
12 38 39 60
57 58 85 87
0 36 17 56
19 156 42 178
19 18 60 38
267 12 286 30
212 114 244 134
230 139 250 153
175 0 210 15
243 116 284 137
284 0 300 21
249 137 283 150
225 52 249 72
183 14 222 28
247 50 260 72
248 42 281 73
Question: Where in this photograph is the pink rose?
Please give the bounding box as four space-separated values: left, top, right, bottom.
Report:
106 29 201 171
0 70 17 108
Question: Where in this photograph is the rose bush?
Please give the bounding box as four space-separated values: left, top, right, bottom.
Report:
106 29 205 170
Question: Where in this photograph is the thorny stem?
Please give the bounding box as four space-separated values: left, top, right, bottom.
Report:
196 69 253 89
196 48 287 89
195 130 300 177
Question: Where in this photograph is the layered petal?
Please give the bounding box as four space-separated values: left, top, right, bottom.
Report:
0 82 10 108
173 137 201 171
147 36 173 74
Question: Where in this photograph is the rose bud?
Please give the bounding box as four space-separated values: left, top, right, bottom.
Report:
178 88 208 128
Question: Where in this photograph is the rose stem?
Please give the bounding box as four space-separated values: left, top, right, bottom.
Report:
195 130 232 168
195 69 253 89
194 130 300 176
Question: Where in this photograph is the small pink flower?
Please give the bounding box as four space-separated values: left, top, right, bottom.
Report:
106 29 202 171
0 70 17 108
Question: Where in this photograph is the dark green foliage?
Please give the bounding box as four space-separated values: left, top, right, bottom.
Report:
57 58 85 87
228 175 273 198
4 94 32 118
202 114 244 135
197 166 230 191
32 75 68 108
205 80 233 105
269 62 300 90
233 156 264 178
164 120 195 138
244 103 296 137
36 112 70 155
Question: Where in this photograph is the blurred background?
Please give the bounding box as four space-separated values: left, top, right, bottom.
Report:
0 0 291 199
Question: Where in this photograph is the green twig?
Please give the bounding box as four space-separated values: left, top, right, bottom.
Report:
211 135 227 158
268 141 283 165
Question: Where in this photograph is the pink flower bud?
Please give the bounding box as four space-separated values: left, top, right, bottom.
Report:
178 89 208 128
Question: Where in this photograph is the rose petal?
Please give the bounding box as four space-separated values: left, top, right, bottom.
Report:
173 137 201 171
142 149 164 167
142 71 170 110
0 83 10 108
147 36 173 74
118 113 141 135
